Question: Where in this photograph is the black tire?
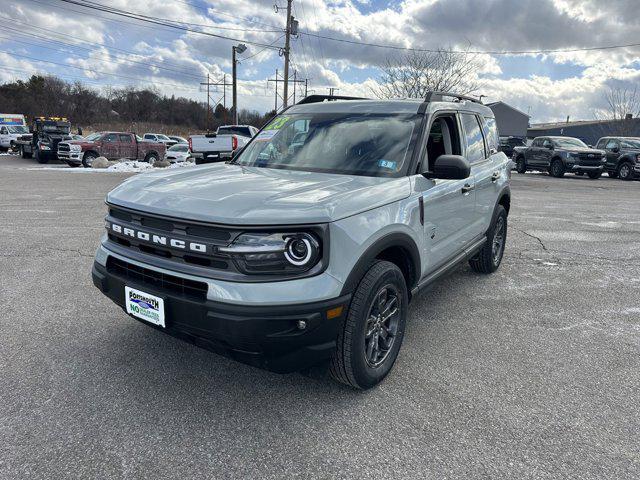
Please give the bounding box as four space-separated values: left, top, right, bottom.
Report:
35 150 49 164
66 161 80 168
330 260 408 390
618 162 634 181
82 151 97 168
21 146 31 159
608 170 618 178
550 158 565 178
515 156 527 174
469 205 507 274
587 171 601 179
144 152 159 165
575 172 584 176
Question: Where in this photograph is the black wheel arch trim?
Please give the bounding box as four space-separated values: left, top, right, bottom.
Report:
340 232 421 296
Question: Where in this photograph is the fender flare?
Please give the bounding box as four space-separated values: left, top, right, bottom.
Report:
339 232 422 296
616 154 635 168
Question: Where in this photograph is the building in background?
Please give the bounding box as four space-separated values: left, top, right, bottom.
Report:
487 101 530 138
527 117 640 145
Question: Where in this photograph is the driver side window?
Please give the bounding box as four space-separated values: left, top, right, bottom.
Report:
542 139 553 149
0 127 6 135
605 139 619 150
424 114 462 172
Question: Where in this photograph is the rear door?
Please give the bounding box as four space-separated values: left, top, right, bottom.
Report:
540 138 554 167
119 134 135 159
527 138 542 166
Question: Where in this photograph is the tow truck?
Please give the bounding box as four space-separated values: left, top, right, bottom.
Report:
17 117 72 163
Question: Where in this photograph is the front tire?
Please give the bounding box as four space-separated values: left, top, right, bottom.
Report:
35 150 49 164
550 158 565 177
515 156 527 174
587 171 602 179
618 162 634 181
330 260 408 390
469 205 507 274
82 152 97 168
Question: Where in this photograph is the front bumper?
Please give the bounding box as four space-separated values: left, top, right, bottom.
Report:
57 151 83 163
569 164 604 172
92 260 351 373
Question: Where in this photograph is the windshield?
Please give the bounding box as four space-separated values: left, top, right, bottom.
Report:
85 132 102 141
168 144 188 152
7 126 28 134
620 138 640 149
233 113 420 177
553 138 587 148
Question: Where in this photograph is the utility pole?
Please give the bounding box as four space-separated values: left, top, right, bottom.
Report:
232 43 247 124
282 0 293 108
292 69 297 105
200 75 232 131
268 68 306 111
328 87 340 96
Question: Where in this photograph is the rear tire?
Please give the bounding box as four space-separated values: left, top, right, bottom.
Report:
66 161 80 168
469 205 507 274
145 152 159 165
587 171 601 179
618 162 634 181
330 260 408 390
515 156 527 174
550 158 565 177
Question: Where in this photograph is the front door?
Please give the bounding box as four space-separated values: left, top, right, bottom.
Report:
119 134 135 159
603 138 620 171
416 112 477 276
101 133 119 159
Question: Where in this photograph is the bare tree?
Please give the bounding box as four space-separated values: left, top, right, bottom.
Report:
371 46 483 99
598 85 640 136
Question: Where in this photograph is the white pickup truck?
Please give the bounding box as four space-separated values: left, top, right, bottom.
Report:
189 125 258 164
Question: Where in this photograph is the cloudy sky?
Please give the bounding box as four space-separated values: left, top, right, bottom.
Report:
0 0 639 123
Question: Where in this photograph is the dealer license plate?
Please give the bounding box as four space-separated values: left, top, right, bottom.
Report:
125 286 165 327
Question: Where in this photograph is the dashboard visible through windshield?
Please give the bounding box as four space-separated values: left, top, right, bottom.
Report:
233 113 421 177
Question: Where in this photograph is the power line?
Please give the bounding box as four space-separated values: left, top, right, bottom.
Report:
298 31 640 55
57 0 283 50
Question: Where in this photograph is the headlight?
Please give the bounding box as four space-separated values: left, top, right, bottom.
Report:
219 231 321 275
71 144 81 151
39 143 50 150
636 154 640 162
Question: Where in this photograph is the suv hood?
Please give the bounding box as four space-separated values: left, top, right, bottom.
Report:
107 163 411 225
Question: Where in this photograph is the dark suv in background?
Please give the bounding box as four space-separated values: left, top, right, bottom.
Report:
499 136 526 158
513 136 606 178
595 137 640 180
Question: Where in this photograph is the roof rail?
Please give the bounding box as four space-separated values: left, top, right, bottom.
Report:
296 94 370 105
424 91 482 104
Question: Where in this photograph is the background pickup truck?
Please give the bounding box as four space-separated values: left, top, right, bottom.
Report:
57 132 166 168
189 125 258 164
513 136 607 179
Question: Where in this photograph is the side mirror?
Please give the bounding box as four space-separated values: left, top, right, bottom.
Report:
430 155 471 180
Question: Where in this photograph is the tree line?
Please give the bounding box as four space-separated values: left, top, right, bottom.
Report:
0 75 276 132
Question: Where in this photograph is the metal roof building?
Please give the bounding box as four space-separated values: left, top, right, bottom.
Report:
486 101 530 138
527 118 640 145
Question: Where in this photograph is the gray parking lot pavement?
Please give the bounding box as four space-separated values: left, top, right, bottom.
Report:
1 154 639 479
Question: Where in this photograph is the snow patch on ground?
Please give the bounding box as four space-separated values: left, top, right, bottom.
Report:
27 160 196 173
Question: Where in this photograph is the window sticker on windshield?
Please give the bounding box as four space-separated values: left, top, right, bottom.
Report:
254 130 278 142
378 159 397 170
265 116 290 130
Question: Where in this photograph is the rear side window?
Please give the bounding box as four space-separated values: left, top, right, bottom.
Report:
218 126 252 137
119 134 132 143
482 117 499 152
104 133 118 143
460 113 485 163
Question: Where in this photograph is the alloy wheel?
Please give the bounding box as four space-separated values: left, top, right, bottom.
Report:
492 216 506 265
619 163 631 180
364 285 401 368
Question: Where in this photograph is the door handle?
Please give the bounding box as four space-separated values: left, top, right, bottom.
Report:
491 171 501 182
461 184 474 194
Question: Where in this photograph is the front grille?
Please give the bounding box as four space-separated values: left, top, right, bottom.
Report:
58 143 70 152
577 153 602 165
106 205 237 272
107 256 208 301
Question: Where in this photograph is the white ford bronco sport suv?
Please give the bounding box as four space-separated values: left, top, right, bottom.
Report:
92 92 511 389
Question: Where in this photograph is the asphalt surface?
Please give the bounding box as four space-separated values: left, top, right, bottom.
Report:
1 154 639 479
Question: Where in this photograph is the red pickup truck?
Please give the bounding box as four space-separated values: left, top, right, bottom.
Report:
57 132 166 168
